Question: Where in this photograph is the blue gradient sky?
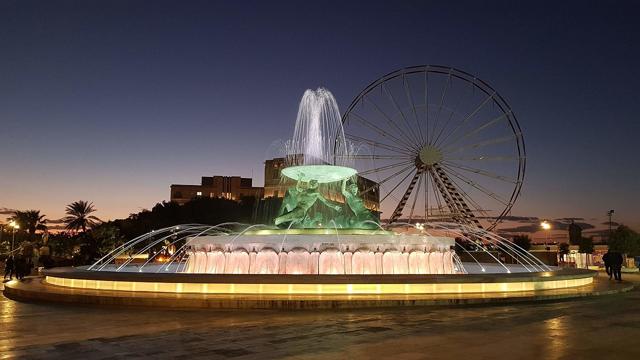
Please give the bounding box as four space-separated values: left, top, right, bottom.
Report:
0 0 638 231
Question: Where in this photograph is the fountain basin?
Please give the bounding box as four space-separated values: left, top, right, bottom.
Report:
181 233 457 275
42 267 596 296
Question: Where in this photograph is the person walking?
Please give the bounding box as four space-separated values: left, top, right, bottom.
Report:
3 256 14 280
611 251 623 281
15 256 26 281
603 250 612 279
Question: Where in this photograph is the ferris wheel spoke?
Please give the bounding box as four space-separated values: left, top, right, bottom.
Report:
336 154 411 160
432 86 468 147
381 83 423 146
344 133 415 156
422 172 427 221
402 73 425 144
424 171 430 221
428 71 452 145
439 164 509 205
445 172 491 219
359 163 415 196
440 112 510 151
346 111 415 150
443 132 519 155
445 155 518 162
435 91 496 148
363 95 421 151
441 161 517 183
428 170 446 218
381 168 418 204
358 160 415 176
423 70 429 142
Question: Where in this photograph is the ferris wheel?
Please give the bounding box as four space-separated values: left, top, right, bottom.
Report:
341 65 525 230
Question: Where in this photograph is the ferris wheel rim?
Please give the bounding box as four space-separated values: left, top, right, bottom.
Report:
341 65 526 230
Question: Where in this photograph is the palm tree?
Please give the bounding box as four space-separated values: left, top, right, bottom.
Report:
63 201 101 233
10 210 47 239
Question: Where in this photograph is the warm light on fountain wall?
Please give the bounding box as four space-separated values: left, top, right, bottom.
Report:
45 276 593 295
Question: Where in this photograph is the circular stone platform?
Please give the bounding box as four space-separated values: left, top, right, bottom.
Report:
2 267 620 309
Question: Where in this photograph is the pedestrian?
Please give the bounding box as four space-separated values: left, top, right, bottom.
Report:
3 256 14 280
15 256 26 280
611 251 623 281
603 250 612 279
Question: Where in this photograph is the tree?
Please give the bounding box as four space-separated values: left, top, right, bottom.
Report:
579 237 594 254
558 242 570 257
63 200 101 233
91 223 125 257
10 210 47 239
47 232 75 258
114 197 253 240
609 225 640 257
512 234 532 251
568 221 582 245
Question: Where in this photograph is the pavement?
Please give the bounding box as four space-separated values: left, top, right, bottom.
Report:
2 272 640 359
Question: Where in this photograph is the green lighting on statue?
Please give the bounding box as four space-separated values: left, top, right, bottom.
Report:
275 165 380 230
281 165 357 183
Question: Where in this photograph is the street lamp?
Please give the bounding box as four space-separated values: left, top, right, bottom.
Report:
9 220 19 254
607 210 615 240
540 221 551 245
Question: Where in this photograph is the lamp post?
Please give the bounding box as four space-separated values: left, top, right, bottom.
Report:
607 209 615 241
9 220 19 254
540 221 551 246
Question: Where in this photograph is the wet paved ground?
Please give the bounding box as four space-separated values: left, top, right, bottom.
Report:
2 273 640 359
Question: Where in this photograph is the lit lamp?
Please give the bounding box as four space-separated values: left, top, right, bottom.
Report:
9 220 20 254
540 221 551 246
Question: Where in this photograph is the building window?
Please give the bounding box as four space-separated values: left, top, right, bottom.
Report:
196 191 202 196
173 191 183 198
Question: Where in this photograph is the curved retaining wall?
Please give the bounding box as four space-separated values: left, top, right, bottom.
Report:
43 267 596 295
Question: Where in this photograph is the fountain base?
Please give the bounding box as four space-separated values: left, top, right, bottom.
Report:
182 232 456 275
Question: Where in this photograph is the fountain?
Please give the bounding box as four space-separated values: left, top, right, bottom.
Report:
162 88 457 275
25 87 597 308
85 87 555 277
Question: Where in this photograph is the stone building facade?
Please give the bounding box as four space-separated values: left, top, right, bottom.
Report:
170 176 263 205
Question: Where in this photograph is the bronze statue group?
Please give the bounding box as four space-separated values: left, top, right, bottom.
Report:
274 178 378 229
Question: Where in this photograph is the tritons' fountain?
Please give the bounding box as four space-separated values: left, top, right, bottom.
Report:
177 88 459 276
21 87 596 308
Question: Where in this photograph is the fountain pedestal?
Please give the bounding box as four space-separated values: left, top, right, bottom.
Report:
184 231 456 275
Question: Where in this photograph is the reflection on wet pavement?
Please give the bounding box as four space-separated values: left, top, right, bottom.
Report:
2 273 640 359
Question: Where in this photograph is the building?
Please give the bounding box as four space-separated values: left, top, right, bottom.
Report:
170 176 263 205
263 156 380 212
169 157 380 213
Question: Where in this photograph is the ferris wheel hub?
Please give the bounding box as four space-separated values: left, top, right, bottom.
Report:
418 145 443 166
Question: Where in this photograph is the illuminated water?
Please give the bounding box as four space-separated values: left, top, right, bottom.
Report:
286 87 351 168
86 88 551 277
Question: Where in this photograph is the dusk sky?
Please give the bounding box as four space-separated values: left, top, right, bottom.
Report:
1 0 639 233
